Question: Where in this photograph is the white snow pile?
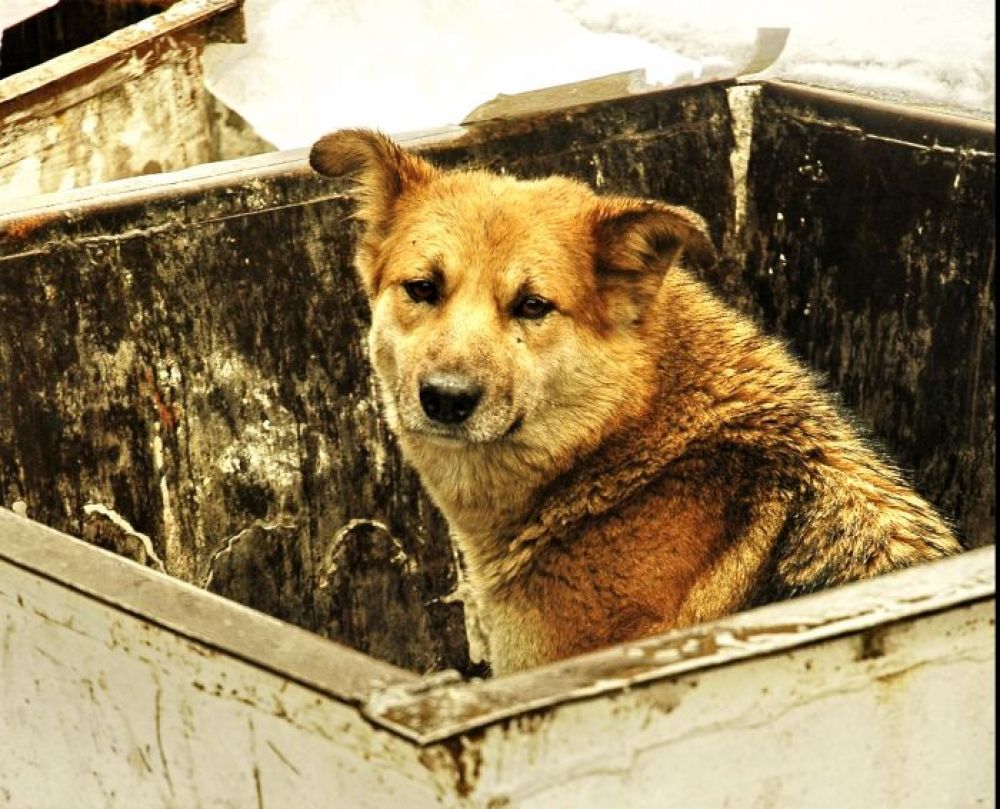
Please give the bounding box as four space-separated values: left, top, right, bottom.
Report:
201 0 720 148
565 0 995 118
0 0 58 51
197 0 993 148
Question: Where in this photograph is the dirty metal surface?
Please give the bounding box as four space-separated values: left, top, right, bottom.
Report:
0 80 994 676
363 545 995 743
1 0 164 79
0 0 241 114
422 81 738 254
0 164 473 673
1 504 992 807
0 0 269 202
0 77 995 801
0 511 447 809
741 82 996 548
421 596 994 807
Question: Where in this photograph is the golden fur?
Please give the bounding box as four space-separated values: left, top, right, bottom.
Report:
310 130 961 674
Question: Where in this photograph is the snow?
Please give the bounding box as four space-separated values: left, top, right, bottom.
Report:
0 0 58 51
566 0 995 117
0 0 57 30
6 0 990 147
201 0 715 148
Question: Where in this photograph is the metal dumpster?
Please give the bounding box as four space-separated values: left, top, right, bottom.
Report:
0 0 271 203
0 79 995 806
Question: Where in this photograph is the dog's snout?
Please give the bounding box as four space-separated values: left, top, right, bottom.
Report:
419 373 483 425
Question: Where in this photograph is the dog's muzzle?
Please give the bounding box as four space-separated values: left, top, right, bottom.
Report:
419 372 483 425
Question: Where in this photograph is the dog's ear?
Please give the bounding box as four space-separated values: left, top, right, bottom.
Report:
309 130 438 293
590 198 716 327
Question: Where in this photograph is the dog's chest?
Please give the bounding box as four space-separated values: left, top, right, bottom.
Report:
469 485 732 673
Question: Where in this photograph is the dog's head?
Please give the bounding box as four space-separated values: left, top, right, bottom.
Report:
310 130 714 493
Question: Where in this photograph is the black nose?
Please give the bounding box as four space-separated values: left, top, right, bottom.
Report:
419 373 482 425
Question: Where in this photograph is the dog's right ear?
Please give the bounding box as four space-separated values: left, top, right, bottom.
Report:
309 128 437 241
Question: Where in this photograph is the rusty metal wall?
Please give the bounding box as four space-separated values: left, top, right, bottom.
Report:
0 81 994 676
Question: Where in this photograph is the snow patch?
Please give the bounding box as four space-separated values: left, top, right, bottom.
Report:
202 0 993 151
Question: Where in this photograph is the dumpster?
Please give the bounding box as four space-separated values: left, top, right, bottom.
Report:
0 79 995 805
0 0 271 203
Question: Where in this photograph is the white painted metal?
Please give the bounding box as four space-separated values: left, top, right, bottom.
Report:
1 508 993 807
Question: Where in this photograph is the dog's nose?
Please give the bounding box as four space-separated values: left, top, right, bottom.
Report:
419 373 482 425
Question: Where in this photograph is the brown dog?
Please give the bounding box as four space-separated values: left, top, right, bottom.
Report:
309 130 960 674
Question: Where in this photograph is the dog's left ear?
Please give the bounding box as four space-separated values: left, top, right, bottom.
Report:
590 198 716 326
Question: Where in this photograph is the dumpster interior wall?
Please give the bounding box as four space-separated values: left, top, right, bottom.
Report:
0 81 994 675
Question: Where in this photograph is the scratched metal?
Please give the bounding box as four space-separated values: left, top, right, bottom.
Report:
0 507 417 704
1 503 993 806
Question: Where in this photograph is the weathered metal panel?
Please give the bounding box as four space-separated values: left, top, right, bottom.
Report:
0 509 993 807
0 512 446 809
0 85 740 678
1 0 161 78
0 155 476 674
739 82 996 548
442 597 994 808
0 0 270 203
0 81 994 680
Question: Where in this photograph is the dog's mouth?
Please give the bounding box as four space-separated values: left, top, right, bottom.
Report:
404 413 525 445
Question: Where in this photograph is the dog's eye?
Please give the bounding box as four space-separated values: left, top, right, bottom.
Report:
513 295 554 320
403 279 440 304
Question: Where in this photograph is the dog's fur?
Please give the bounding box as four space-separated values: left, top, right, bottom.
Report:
309 130 961 674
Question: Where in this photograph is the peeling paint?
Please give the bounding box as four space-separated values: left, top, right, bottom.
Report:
202 521 297 589
724 83 759 250
82 502 166 572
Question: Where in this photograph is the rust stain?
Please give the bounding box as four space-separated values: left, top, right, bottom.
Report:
1 214 57 242
874 666 912 689
421 735 484 799
138 367 180 431
856 626 888 661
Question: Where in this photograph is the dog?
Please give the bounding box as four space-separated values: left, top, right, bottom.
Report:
309 129 961 675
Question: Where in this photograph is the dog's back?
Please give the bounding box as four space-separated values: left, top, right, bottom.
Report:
476 267 959 672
